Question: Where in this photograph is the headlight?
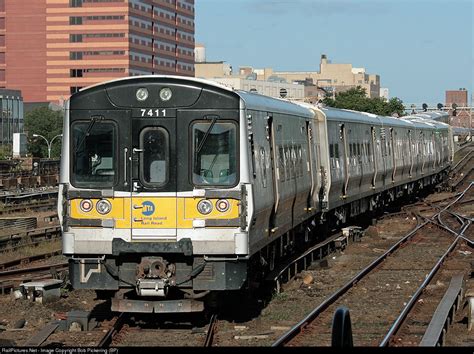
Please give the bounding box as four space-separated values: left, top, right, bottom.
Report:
159 87 172 101
96 199 112 215
216 199 230 213
136 87 149 101
197 200 213 215
80 199 93 212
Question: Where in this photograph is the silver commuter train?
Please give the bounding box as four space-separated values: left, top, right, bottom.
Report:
58 76 453 313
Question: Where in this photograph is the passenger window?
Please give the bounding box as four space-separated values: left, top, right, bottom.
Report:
285 146 291 180
140 127 169 186
278 146 285 181
260 147 267 188
298 145 303 177
334 143 340 159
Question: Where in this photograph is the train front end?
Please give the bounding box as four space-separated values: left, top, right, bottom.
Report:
58 76 251 313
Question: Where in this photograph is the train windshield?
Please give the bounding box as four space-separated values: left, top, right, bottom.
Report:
192 121 237 186
71 121 116 188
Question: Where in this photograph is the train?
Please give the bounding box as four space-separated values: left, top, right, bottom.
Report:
58 76 454 313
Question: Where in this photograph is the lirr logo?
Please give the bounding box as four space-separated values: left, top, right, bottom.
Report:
142 201 155 216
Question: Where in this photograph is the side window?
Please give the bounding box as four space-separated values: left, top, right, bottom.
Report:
260 147 267 188
298 145 303 177
140 127 169 186
329 144 334 169
278 146 285 181
291 145 297 179
285 145 291 180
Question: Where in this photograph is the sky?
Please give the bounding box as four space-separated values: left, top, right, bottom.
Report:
195 0 473 107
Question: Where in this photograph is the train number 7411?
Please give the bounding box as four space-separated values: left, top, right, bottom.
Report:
140 108 167 117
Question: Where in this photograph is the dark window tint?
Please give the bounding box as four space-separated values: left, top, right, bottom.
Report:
192 121 237 186
140 127 169 186
70 0 83 7
72 121 116 188
70 34 83 42
69 16 83 25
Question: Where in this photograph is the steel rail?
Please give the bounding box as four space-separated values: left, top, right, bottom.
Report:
0 225 61 250
451 149 473 172
379 235 462 347
437 212 464 235
97 313 127 348
379 186 473 346
266 229 350 286
0 261 68 279
204 313 218 347
0 249 62 270
419 273 465 347
273 183 473 347
271 219 429 347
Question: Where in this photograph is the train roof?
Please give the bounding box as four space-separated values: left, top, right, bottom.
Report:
236 90 314 118
402 114 450 130
412 111 449 121
72 76 450 132
317 106 448 131
73 75 314 118
76 74 236 95
452 126 473 134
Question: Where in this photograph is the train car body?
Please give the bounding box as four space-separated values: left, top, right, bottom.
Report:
59 76 453 313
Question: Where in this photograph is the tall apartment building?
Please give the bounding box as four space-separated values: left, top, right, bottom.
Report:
0 0 195 103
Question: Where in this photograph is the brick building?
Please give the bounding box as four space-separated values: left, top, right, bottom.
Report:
0 0 195 103
445 89 471 128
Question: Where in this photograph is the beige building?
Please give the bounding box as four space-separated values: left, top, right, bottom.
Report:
206 77 305 100
195 61 232 78
257 55 381 98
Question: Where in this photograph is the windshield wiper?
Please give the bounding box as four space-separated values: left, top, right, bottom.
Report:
195 115 218 156
74 115 104 153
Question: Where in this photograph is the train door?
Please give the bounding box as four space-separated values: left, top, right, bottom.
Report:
306 120 318 209
340 124 350 197
130 111 177 241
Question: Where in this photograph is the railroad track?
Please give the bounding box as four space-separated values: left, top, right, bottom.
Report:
96 312 218 347
272 183 473 347
0 261 68 294
0 225 61 251
0 249 63 271
449 145 473 190
0 199 57 216
0 189 58 205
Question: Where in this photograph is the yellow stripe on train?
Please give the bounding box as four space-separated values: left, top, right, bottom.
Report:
69 197 240 229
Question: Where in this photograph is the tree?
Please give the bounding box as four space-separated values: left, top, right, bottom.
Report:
24 107 63 158
323 86 405 117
